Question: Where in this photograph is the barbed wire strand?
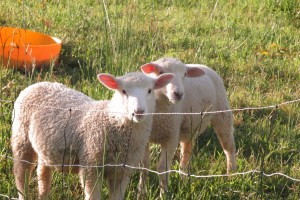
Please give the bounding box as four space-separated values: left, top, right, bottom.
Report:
0 98 299 115
1 154 300 182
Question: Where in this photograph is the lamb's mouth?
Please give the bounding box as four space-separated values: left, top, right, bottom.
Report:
131 112 145 122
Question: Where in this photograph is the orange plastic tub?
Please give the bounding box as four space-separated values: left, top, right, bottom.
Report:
0 27 62 69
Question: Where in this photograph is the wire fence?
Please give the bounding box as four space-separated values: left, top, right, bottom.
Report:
1 154 300 182
1 97 300 115
0 97 300 199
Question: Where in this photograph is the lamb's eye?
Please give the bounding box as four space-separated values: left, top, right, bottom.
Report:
159 71 164 74
122 90 126 94
184 72 187 77
148 89 152 94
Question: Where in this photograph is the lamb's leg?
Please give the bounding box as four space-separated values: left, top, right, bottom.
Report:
179 140 193 172
12 140 37 200
108 174 130 200
138 143 150 198
37 163 52 199
211 111 236 173
157 137 178 197
79 168 101 200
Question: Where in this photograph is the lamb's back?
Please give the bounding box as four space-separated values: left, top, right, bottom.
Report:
18 82 93 109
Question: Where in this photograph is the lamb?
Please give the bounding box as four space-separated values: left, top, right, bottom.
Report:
139 57 236 196
11 71 174 200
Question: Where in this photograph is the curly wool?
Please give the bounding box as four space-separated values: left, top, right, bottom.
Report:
11 72 159 200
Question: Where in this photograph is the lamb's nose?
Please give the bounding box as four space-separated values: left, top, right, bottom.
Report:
134 109 145 116
174 92 183 100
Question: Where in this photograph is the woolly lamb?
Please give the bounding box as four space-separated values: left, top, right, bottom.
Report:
11 72 174 200
139 57 236 195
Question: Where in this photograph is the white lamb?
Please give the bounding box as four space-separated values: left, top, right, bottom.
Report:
11 71 174 200
139 57 236 195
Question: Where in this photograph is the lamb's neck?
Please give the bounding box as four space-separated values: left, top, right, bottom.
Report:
155 93 172 113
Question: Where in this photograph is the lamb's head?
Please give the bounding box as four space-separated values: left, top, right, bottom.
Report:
141 57 205 104
98 72 174 123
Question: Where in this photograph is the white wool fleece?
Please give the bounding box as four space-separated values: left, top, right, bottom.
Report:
11 72 174 200
139 58 236 198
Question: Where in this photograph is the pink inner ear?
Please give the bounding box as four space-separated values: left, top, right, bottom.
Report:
186 67 205 77
98 74 119 90
154 74 174 89
141 63 159 74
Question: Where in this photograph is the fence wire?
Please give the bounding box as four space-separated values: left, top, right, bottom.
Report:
0 97 300 198
1 97 300 115
1 154 300 182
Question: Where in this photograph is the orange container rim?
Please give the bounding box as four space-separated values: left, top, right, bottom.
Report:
0 26 62 48
0 26 62 68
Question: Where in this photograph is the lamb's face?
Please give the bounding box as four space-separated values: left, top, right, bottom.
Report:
158 64 186 104
118 84 155 123
98 72 174 123
141 58 205 104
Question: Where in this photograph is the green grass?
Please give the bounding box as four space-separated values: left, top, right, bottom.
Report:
1 0 300 199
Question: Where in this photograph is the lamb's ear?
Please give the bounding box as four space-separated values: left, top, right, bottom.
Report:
97 73 120 90
154 73 174 89
141 63 160 75
186 65 205 77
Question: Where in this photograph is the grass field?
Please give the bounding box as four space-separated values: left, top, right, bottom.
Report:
1 0 300 199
